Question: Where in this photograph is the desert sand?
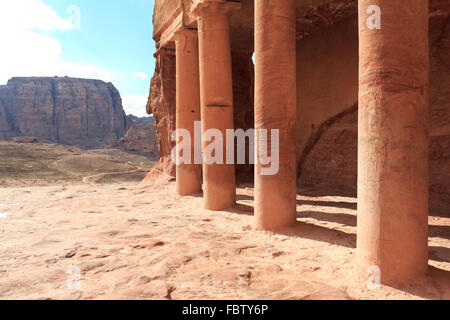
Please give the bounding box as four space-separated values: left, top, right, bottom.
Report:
0 178 448 300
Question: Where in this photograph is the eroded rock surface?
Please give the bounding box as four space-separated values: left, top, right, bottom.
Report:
146 48 176 177
109 122 158 158
0 77 131 148
299 7 450 216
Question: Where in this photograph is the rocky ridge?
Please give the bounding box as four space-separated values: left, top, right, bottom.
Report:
0 77 131 148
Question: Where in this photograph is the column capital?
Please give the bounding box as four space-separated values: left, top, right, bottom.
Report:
173 28 198 43
192 0 241 18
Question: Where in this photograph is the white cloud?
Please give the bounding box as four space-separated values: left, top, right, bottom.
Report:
0 0 73 32
0 0 112 84
122 95 149 117
134 72 148 80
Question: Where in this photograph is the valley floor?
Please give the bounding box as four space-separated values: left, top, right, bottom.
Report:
0 180 449 300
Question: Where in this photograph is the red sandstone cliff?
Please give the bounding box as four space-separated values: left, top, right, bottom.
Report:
109 121 158 158
146 48 176 177
0 77 131 148
147 0 450 214
299 4 450 215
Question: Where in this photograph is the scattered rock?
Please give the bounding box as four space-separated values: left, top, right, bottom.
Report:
64 249 77 259
132 240 165 249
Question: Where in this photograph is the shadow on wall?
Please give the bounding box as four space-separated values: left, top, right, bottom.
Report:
296 105 450 219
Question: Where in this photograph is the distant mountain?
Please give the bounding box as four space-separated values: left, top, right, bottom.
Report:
109 121 158 159
127 114 155 124
0 77 132 148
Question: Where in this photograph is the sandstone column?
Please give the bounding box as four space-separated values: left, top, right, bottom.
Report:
357 0 429 284
174 29 202 196
254 0 297 230
193 1 240 210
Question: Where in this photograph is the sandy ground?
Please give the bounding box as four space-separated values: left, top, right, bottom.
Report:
0 140 156 188
0 181 448 300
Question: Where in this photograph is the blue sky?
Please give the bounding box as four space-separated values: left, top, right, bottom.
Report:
0 0 156 117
